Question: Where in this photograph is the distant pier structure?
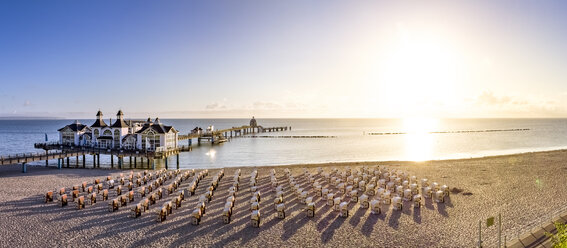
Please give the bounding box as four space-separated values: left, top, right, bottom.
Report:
0 113 290 173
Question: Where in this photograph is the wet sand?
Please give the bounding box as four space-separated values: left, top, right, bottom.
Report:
2 149 567 247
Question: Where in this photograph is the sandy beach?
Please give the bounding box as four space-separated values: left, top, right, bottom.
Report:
2 149 567 247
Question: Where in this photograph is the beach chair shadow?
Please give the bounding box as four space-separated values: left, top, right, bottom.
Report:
321 215 346 243
436 202 448 217
413 207 422 224
348 204 367 227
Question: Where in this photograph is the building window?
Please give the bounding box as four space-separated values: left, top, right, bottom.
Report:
114 129 120 148
94 129 99 137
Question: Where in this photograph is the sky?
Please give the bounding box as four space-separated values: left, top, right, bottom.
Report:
1 1 567 119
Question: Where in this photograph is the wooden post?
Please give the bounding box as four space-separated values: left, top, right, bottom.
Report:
93 155 96 168
97 154 100 168
75 156 79 168
58 158 62 169
129 156 132 168
165 157 168 170
22 162 27 173
134 156 137 168
118 157 122 169
66 157 70 167
176 154 179 170
45 150 49 167
82 155 85 168
111 155 114 169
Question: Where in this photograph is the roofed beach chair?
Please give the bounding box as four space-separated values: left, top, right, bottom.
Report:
108 197 119 212
441 185 449 197
45 191 54 203
350 190 359 203
413 194 422 208
130 203 142 218
102 189 109 201
276 203 286 219
333 197 341 211
423 187 432 199
127 190 134 202
370 199 381 214
403 189 412 201
76 196 85 210
59 194 68 207
88 192 97 205
392 196 402 210
382 191 391 205
71 190 79 202
223 206 233 224
250 202 259 211
435 190 445 203
339 202 349 218
251 210 261 227
81 182 87 192
359 194 369 208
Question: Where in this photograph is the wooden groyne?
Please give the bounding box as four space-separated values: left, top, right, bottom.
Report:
246 135 336 139
367 128 530 135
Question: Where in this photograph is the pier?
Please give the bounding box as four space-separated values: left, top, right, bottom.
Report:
0 120 290 173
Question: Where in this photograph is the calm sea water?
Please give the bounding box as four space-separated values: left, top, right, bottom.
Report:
1 118 566 169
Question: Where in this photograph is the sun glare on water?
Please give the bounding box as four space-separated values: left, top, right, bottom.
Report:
403 117 439 162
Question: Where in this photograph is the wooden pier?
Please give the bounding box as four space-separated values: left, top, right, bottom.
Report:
0 125 290 173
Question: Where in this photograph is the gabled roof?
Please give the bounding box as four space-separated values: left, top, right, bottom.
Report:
135 123 178 134
58 122 90 132
122 134 137 143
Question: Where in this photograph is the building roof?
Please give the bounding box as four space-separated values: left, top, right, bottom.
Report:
96 110 103 117
121 134 137 143
135 122 178 134
91 118 108 128
111 118 129 128
58 121 90 132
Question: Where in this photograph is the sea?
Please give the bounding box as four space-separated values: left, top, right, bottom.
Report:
1 118 566 169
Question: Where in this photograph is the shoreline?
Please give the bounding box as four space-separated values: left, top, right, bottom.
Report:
18 147 567 171
2 149 567 247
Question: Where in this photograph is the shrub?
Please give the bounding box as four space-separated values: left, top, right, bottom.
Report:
546 222 567 248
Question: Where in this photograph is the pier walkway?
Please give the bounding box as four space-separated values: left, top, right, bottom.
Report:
0 125 290 173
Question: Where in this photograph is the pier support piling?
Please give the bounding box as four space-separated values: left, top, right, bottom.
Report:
118 157 122 169
151 159 155 170
93 155 96 168
82 155 85 168
134 157 137 168
57 158 62 169
45 150 48 167
176 154 179 170
111 155 114 169
97 154 100 168
129 156 132 168
75 156 79 168
165 157 168 170
22 163 27 173
66 157 70 168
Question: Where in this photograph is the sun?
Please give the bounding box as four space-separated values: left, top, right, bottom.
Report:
374 28 460 117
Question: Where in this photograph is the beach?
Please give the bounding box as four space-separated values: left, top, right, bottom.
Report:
2 149 567 247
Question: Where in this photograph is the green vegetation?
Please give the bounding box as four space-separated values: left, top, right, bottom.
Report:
546 222 567 248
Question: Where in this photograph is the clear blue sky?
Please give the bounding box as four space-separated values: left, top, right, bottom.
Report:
1 1 567 118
